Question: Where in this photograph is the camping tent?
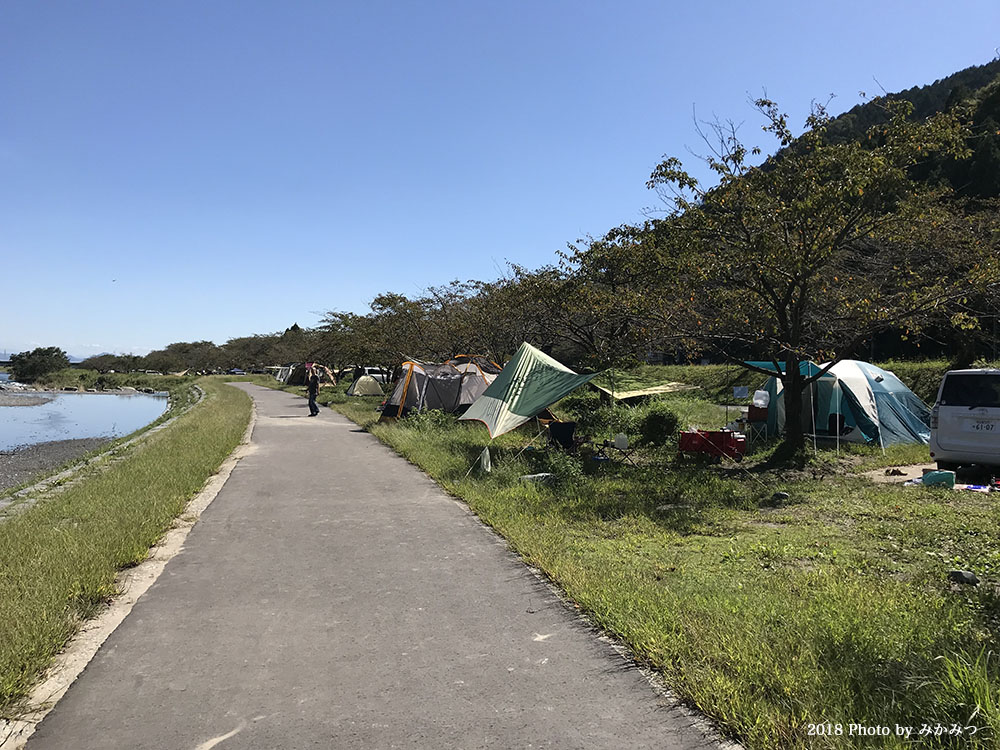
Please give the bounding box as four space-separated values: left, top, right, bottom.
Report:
285 364 309 385
378 355 502 420
459 343 598 438
345 374 383 396
285 363 335 386
758 359 931 446
446 355 502 408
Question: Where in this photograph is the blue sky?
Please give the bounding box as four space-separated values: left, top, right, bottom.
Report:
3 1 998 357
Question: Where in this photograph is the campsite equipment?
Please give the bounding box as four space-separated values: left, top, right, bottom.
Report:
379 355 501 420
547 421 582 452
678 430 747 461
590 381 698 402
345 374 383 396
594 433 637 466
755 360 931 447
922 470 956 488
459 343 599 438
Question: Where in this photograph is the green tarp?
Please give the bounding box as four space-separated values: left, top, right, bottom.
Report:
459 343 598 438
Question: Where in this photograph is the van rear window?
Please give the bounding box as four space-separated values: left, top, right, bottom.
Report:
940 374 1000 407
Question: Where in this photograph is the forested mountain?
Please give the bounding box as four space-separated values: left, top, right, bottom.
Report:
825 58 1000 197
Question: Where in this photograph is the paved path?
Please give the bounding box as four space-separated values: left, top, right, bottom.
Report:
28 385 719 749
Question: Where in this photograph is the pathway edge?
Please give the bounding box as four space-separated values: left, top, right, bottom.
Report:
0 386 257 750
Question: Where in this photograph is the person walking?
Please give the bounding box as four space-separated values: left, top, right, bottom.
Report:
306 363 320 416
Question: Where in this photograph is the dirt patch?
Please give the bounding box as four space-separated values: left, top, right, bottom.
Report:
862 463 936 484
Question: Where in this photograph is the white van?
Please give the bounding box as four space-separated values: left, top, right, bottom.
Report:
929 369 1000 471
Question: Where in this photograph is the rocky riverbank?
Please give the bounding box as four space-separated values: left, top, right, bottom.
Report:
0 438 112 492
0 391 56 407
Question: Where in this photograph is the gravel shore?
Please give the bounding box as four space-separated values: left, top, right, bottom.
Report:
0 391 55 407
0 438 112 493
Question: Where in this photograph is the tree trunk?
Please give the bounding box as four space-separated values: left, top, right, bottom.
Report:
782 354 806 452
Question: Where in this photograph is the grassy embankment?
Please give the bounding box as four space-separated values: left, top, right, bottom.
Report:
30 367 189 393
0 377 251 717
257 362 999 749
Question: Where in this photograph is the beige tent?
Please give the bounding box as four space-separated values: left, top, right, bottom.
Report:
346 374 383 396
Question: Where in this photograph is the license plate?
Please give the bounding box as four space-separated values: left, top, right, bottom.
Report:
966 420 998 433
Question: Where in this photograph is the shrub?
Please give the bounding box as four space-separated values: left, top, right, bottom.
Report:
525 448 583 484
573 404 640 437
557 389 602 417
636 401 679 446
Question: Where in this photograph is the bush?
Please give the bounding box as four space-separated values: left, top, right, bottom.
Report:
524 448 583 484
557 390 602 416
573 404 640 437
636 401 679 446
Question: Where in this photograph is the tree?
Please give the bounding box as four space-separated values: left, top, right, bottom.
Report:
9 347 70 383
644 97 976 452
143 341 223 373
222 334 281 370
80 353 143 373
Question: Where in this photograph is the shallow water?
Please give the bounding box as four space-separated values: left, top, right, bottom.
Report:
0 392 168 452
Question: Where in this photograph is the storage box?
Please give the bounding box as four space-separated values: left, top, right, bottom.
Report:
678 430 747 460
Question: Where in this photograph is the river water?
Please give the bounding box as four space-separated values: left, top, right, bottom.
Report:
0 391 169 452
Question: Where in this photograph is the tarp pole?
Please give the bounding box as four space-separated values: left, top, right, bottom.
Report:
810 379 817 454
836 380 841 455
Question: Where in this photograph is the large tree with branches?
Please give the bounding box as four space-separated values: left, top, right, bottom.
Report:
644 97 981 450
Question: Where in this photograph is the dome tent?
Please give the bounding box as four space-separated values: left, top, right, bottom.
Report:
378 355 502 421
345 374 383 396
759 360 931 446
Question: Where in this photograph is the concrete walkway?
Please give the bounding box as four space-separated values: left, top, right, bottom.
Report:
28 385 720 749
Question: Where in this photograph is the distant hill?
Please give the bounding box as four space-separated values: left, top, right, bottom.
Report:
825 58 1000 197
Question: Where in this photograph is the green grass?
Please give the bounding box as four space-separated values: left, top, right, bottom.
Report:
272 367 1000 750
0 379 251 717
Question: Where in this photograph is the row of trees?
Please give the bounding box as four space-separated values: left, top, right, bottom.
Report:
63 86 1000 449
78 325 321 375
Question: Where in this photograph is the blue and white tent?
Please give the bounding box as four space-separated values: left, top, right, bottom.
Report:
759 360 931 447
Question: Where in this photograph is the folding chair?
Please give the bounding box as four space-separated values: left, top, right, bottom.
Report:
746 405 769 446
595 432 638 466
547 421 581 453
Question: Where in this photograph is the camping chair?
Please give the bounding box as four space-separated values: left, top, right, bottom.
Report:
747 404 769 446
547 421 584 453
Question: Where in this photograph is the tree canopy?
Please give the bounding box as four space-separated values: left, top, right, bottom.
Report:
9 347 70 383
639 97 987 447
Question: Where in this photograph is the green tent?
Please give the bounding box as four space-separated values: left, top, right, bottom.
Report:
459 342 598 438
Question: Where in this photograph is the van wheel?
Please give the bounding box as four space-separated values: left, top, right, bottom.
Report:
937 461 959 472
